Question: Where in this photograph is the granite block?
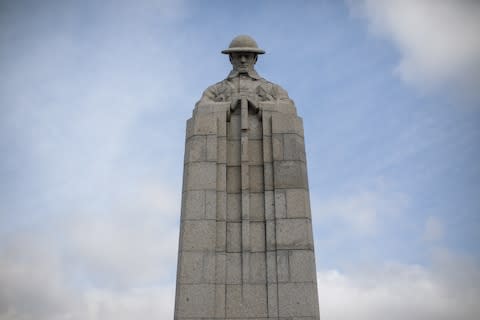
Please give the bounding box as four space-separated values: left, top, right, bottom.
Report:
227 193 241 221
273 161 307 189
185 162 217 190
227 222 242 252
250 221 266 252
276 219 313 250
181 220 216 251
227 166 241 193
226 284 268 318
249 192 265 221
193 114 217 135
278 283 318 317
289 250 317 283
182 190 204 220
286 188 308 218
185 135 206 163
176 284 215 318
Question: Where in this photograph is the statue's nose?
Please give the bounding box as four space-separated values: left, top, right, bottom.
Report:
240 56 247 63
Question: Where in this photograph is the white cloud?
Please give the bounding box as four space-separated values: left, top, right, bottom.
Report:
318 255 480 319
314 179 409 235
83 286 175 320
0 239 176 320
0 180 180 319
0 235 81 320
349 0 480 101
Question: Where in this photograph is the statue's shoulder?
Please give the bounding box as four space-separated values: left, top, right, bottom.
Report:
197 78 233 106
205 79 224 90
204 78 232 94
257 77 290 100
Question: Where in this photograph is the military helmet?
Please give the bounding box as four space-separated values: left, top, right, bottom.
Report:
221 35 265 54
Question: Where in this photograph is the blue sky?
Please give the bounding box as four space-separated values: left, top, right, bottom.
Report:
1 0 479 319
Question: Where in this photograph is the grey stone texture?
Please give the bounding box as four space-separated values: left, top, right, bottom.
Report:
175 35 319 319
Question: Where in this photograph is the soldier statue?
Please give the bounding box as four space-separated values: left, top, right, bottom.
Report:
197 35 293 112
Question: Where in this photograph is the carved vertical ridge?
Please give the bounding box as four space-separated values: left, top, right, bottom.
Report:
263 111 279 318
240 98 250 296
215 113 227 318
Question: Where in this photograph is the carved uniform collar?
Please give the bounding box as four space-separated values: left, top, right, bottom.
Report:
227 69 262 80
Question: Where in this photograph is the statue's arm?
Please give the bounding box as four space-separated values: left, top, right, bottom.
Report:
273 84 292 102
197 86 217 103
196 81 233 107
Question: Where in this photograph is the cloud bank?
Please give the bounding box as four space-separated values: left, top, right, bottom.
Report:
349 0 480 102
0 185 179 320
318 253 480 320
3 229 479 320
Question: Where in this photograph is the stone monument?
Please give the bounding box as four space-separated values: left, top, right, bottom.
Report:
174 35 320 319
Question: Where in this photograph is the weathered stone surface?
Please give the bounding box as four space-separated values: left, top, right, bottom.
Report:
276 219 313 250
263 136 273 162
248 115 263 139
175 35 319 320
206 135 218 161
264 190 274 220
250 165 264 192
283 133 306 162
249 192 265 221
179 251 215 283
227 140 241 165
249 252 267 283
264 162 274 191
286 188 309 218
227 193 242 221
266 251 278 282
217 190 227 220
274 190 287 219
228 115 241 140
205 190 216 219
218 136 227 163
272 134 284 161
182 190 204 220
176 284 215 318
226 284 268 318
250 221 266 252
289 250 317 283
181 220 216 251
265 220 276 250
273 160 307 189
216 221 226 251
192 114 217 135
226 253 242 284
185 135 206 163
272 113 304 137
227 222 241 252
277 250 289 282
215 253 226 283
248 140 264 165
267 283 278 317
215 284 226 318
185 162 217 190
226 166 241 193
278 283 318 317
217 164 227 192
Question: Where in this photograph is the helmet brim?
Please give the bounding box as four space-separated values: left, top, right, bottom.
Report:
221 47 265 54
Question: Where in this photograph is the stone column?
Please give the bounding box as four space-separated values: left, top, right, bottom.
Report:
174 100 320 319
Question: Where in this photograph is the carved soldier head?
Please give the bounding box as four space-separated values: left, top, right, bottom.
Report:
222 35 265 74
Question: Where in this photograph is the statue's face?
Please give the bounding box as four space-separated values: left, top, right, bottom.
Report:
230 52 257 74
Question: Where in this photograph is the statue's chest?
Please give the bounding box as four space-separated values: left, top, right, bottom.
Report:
234 77 259 94
217 78 274 102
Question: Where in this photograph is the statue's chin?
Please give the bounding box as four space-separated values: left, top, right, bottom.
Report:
236 67 249 73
